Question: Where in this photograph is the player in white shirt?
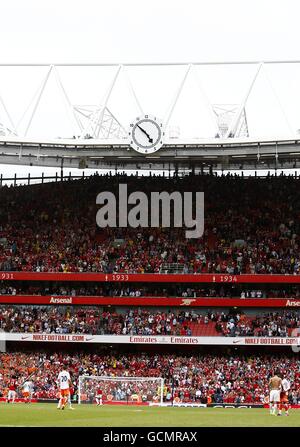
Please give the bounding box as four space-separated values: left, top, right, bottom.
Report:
22 380 34 403
278 375 291 416
57 367 72 410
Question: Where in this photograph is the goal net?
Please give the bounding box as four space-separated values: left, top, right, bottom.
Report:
78 376 165 406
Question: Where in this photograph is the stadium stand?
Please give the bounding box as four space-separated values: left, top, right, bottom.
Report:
1 282 300 298
1 351 299 404
0 173 300 274
0 305 299 337
1 172 300 410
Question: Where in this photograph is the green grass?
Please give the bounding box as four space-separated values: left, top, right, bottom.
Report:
0 403 299 427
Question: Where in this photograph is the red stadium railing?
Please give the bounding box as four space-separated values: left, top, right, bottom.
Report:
1 272 300 283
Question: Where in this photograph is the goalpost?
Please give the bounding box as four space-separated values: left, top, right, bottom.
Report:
78 376 165 406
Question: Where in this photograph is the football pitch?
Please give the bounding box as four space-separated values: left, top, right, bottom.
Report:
0 403 299 427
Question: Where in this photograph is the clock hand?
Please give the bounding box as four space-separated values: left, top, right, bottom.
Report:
137 124 153 143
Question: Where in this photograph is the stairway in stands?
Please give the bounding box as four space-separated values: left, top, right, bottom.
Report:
190 321 219 336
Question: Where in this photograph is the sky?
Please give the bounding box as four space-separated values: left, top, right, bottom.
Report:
1 0 299 64
1 0 300 179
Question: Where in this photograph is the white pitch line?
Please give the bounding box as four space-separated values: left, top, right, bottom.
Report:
0 425 37 427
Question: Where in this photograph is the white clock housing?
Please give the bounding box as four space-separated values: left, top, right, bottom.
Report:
129 115 164 154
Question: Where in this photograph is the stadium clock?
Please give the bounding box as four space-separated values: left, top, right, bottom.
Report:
129 115 165 154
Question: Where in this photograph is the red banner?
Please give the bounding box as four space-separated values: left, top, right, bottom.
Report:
0 295 299 307
1 272 300 284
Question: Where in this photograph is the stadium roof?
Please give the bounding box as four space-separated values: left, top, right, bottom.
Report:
0 61 300 171
1 136 300 172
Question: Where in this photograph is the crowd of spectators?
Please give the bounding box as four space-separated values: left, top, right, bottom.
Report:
1 282 300 299
0 305 299 338
0 305 101 335
0 306 196 336
0 173 300 274
251 311 300 337
215 310 300 337
103 308 195 336
0 351 300 404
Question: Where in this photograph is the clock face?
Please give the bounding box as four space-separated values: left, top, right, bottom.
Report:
129 115 164 154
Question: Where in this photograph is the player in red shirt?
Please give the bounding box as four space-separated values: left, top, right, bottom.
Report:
7 378 17 404
96 388 103 406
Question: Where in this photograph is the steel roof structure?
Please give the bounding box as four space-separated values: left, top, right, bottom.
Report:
0 61 300 172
